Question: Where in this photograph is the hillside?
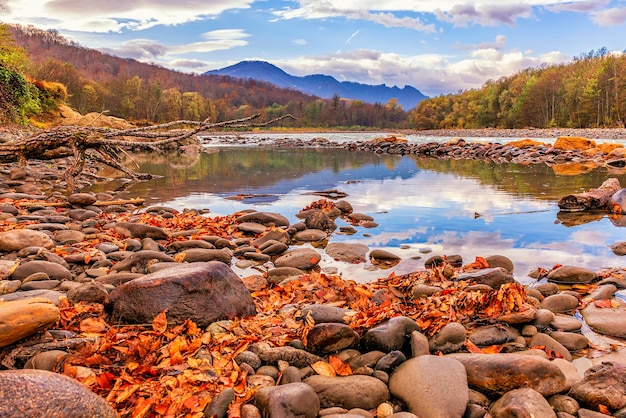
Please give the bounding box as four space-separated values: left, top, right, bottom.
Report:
206 61 427 110
7 24 410 128
409 48 626 130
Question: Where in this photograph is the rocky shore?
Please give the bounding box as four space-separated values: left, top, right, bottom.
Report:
0 133 626 417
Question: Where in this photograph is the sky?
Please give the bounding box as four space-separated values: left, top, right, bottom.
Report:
2 0 626 97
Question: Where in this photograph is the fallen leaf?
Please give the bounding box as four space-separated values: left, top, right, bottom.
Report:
311 361 336 377
152 310 168 333
328 355 352 376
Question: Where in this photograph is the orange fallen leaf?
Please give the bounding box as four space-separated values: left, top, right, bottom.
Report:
152 310 168 333
594 299 612 308
79 317 107 334
311 360 336 377
329 355 352 376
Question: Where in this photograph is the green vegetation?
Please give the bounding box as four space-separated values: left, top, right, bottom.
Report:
410 48 626 130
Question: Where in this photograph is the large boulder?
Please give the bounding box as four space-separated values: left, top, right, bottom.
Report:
389 355 468 418
569 362 626 412
0 297 60 348
106 261 256 327
0 369 117 417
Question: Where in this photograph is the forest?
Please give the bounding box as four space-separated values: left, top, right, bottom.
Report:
2 24 408 129
409 47 626 130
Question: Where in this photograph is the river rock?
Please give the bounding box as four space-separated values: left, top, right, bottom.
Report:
579 299 626 338
237 222 267 234
254 382 319 418
236 211 289 227
547 265 597 284
551 313 583 331
300 304 354 324
467 324 519 346
0 279 20 294
611 241 626 256
548 331 589 352
204 388 235 418
113 221 170 240
389 355 468 418
305 323 359 353
0 289 65 305
274 248 321 270
67 193 97 206
529 332 572 361
456 267 513 289
0 297 60 347
362 316 421 353
266 267 305 284
485 255 514 273
375 350 406 374
325 242 369 263
489 388 557 418
370 249 401 264
109 250 175 273
304 375 389 410
11 260 72 282
293 229 328 242
67 281 108 304
304 210 337 231
540 293 580 313
0 369 117 417
0 229 54 251
569 362 626 412
106 261 256 327
429 322 467 353
450 353 567 396
177 248 232 264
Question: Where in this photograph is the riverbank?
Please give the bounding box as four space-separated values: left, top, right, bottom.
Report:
410 127 626 140
0 133 625 417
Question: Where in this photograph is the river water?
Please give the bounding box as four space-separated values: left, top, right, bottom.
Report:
89 132 626 285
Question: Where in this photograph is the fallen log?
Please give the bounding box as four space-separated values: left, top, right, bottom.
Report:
557 178 621 212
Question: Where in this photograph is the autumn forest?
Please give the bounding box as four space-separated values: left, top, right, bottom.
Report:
1 23 626 130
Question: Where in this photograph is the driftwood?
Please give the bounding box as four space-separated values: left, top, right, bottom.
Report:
0 113 295 192
557 178 621 212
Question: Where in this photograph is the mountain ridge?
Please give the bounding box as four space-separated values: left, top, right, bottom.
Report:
205 61 427 110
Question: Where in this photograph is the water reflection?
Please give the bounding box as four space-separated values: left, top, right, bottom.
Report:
88 147 626 283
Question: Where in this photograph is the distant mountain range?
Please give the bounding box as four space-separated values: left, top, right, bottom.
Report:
205 61 427 110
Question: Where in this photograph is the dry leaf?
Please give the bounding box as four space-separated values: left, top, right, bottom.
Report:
152 310 168 333
328 355 352 376
311 361 336 377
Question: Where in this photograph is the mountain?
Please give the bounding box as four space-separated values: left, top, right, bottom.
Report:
205 61 427 110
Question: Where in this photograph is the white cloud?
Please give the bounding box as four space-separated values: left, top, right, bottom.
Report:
293 38 308 45
276 47 569 96
3 0 254 32
591 7 626 26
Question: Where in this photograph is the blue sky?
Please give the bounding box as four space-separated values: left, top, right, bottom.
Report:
3 0 626 97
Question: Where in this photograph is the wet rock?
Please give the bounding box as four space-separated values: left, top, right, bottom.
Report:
305 210 337 231
300 304 354 324
548 331 589 352
325 242 369 263
304 375 389 410
489 388 557 418
611 241 626 256
585 284 617 301
305 323 359 354
547 265 597 284
254 382 319 418
0 229 54 251
113 222 170 240
551 313 582 331
468 324 519 346
250 229 290 247
369 249 401 265
389 355 468 418
362 316 421 353
67 281 108 304
0 289 65 305
529 332 572 361
274 248 321 270
266 267 305 284
237 222 267 234
450 353 567 396
456 267 513 289
0 369 117 418
109 250 175 273
106 261 256 327
485 255 514 273
429 322 467 353
23 350 68 372
168 240 215 251
236 211 289 227
67 193 97 206
375 350 406 374
569 362 626 412
0 297 60 347
177 248 233 264
293 229 328 242
540 293 580 313
11 260 72 282
580 299 626 338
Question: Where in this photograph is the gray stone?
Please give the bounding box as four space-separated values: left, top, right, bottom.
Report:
237 211 289 227
375 350 406 374
237 222 267 234
11 260 72 282
254 382 319 418
389 355 468 418
325 242 369 263
580 298 626 338
304 375 389 410
0 229 54 251
450 353 567 396
547 265 597 284
489 388 556 418
362 316 421 353
467 324 519 347
456 267 514 289
267 267 305 284
274 248 321 270
305 323 359 354
0 369 117 418
23 350 68 372
106 261 256 327
429 322 467 354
